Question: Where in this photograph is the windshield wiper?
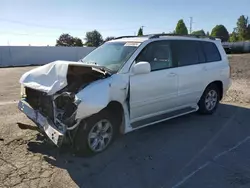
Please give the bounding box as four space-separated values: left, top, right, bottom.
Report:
95 66 114 75
82 61 114 75
82 61 98 65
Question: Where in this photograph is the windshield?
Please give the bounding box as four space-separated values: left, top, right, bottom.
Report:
79 42 140 72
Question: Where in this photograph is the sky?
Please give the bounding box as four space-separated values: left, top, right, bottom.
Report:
0 0 249 46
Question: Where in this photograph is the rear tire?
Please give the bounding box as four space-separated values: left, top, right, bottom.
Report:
198 84 220 115
73 110 118 157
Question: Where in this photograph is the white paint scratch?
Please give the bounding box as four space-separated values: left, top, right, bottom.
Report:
170 109 238 184
171 161 211 188
0 101 18 106
171 136 250 188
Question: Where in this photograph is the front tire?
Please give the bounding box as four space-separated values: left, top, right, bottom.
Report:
198 84 220 114
73 110 117 157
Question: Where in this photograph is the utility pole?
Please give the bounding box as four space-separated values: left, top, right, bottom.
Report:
189 17 193 34
141 26 145 34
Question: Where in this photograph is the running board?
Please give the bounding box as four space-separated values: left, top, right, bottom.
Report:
131 107 197 128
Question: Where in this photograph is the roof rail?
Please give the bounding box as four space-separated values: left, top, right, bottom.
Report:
114 35 152 40
114 34 217 40
114 36 137 39
148 33 216 40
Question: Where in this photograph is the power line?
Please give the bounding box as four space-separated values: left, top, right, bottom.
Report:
0 18 175 36
0 18 138 32
0 31 59 37
0 18 70 30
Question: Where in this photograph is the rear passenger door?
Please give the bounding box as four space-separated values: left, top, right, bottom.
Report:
171 40 206 107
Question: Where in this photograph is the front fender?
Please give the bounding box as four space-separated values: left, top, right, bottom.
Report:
75 78 111 119
75 74 129 120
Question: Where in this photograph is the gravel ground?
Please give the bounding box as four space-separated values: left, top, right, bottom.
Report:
0 55 250 188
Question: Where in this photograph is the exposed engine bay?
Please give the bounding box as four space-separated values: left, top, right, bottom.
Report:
24 64 111 131
64 65 110 93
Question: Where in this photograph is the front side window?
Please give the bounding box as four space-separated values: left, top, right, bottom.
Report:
80 42 140 72
136 41 173 71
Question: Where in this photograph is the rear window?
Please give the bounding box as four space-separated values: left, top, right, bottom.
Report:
202 42 221 62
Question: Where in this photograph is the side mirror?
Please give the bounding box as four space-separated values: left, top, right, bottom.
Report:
132 61 151 75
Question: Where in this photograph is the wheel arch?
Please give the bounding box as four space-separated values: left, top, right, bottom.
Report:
204 80 223 100
105 100 125 134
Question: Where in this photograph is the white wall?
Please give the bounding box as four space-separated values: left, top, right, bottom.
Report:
0 46 95 67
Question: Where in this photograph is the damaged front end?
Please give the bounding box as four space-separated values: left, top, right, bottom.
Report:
18 61 111 146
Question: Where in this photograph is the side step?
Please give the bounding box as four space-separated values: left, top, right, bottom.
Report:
131 107 197 128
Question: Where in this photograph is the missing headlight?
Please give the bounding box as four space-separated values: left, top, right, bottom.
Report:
54 92 79 127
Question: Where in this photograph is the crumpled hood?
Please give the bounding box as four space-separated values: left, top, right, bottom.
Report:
19 60 106 95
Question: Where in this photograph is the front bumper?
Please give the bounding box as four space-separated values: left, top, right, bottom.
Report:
18 99 64 146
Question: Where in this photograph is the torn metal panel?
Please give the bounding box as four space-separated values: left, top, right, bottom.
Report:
18 100 64 146
18 60 130 146
75 74 129 120
20 60 111 95
20 61 69 95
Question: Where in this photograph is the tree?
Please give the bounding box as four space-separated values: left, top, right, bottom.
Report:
169 30 176 34
85 30 103 47
56 34 83 46
104 36 115 42
206 31 210 36
137 27 143 36
192 30 206 36
73 37 83 46
175 19 188 35
229 31 239 42
236 15 250 41
211 25 229 42
56 34 75 46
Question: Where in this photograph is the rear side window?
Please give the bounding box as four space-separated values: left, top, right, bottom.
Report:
171 40 205 66
202 42 221 62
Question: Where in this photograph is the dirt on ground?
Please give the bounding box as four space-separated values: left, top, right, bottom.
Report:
223 54 250 104
0 55 250 188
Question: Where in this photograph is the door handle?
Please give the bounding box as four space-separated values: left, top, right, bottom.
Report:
168 72 176 77
202 66 208 71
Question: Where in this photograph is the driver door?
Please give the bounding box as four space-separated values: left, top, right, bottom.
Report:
129 41 178 124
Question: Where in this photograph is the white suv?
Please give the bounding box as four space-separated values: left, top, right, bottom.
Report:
18 34 231 156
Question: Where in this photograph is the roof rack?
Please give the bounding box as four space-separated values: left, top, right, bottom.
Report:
148 33 216 40
114 36 137 39
114 35 152 40
114 34 217 40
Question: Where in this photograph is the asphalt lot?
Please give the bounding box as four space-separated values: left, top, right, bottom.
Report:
0 55 250 188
